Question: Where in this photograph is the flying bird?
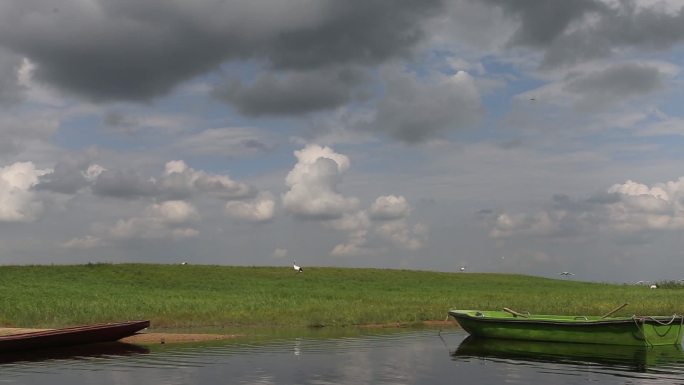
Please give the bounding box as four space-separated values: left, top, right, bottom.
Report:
293 260 303 273
459 267 466 272
559 271 574 276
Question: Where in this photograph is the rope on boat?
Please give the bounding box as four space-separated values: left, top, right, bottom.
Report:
631 314 684 348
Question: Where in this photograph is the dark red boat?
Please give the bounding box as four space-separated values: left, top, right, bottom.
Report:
0 320 150 353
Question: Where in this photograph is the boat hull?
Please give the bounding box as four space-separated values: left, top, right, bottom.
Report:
0 320 150 353
449 310 683 346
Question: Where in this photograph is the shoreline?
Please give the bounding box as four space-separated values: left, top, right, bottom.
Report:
0 320 459 345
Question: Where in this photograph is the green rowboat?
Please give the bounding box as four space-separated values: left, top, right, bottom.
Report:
449 309 684 346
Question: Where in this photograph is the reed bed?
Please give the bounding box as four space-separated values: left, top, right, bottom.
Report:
0 264 680 329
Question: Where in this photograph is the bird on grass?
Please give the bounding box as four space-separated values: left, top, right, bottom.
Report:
293 260 303 273
650 284 657 289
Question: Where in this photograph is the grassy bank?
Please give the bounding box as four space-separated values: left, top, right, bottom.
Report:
0 264 681 329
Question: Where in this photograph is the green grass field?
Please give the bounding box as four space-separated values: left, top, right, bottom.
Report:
0 264 681 329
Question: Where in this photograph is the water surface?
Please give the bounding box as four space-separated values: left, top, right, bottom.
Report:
1 329 683 384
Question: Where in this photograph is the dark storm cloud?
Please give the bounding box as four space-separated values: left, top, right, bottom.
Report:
35 158 91 194
480 0 602 47
542 5 684 68
601 2 684 48
0 0 443 103
263 0 441 70
561 63 669 111
586 192 622 205
565 63 665 98
92 169 158 198
374 68 482 143
213 67 369 116
0 50 25 105
478 0 684 68
102 111 133 128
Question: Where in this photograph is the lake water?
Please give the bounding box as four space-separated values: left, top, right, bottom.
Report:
2 329 684 384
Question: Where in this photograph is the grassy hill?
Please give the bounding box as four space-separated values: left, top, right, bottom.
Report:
0 264 680 329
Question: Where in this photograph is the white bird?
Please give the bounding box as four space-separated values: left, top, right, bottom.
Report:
293 260 303 273
559 271 574 276
459 267 466 272
650 284 657 289
180 261 188 265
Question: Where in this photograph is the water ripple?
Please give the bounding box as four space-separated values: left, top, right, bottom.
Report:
2 330 684 385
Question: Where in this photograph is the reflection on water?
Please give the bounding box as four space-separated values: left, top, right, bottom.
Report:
453 336 684 377
1 329 684 384
0 342 149 365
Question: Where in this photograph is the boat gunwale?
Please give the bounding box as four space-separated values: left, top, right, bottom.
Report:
0 320 150 341
448 310 684 326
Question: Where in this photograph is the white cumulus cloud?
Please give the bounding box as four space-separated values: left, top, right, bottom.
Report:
225 192 275 223
107 200 200 240
369 195 411 220
161 160 252 200
282 145 427 256
282 144 358 219
0 161 51 222
488 176 684 240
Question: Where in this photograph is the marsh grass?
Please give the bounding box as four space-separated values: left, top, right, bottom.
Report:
0 264 681 329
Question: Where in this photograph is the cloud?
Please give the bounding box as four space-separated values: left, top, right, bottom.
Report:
0 112 59 159
375 68 482 142
517 61 678 112
488 211 558 239
330 230 372 256
213 67 369 116
482 0 602 48
566 63 667 95
261 0 443 70
42 159 254 201
160 160 253 201
0 49 25 105
480 0 684 68
283 145 427 255
369 196 426 250
102 111 190 135
107 200 200 240
60 159 274 248
282 144 359 219
35 157 96 194
563 62 672 110
174 128 273 157
487 176 684 241
427 0 516 51
0 161 51 222
375 219 426 250
329 211 373 256
225 192 275 223
0 0 443 102
369 195 411 220
61 235 102 249
92 169 158 198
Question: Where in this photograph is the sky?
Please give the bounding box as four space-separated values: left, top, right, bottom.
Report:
1 0 684 282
